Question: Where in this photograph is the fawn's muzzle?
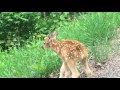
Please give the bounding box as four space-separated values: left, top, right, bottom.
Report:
41 46 44 49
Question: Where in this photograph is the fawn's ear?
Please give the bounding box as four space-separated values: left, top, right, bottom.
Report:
46 33 52 42
52 31 58 39
47 33 51 38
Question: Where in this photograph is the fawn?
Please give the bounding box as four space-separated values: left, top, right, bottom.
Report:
42 31 93 78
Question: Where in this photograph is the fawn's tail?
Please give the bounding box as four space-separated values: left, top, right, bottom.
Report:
79 43 88 60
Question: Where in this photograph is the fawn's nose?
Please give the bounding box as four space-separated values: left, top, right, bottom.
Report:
41 46 44 49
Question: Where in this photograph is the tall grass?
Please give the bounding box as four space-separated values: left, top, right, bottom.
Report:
0 41 61 78
0 12 120 78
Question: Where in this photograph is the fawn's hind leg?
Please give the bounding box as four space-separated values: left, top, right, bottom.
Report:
81 58 93 77
67 60 80 78
59 62 69 78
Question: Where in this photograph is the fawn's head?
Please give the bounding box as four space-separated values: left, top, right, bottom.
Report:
42 31 58 49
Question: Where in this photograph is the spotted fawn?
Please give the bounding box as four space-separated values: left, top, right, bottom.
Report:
42 31 93 78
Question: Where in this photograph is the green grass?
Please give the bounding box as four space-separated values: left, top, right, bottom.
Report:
0 12 120 78
0 41 61 78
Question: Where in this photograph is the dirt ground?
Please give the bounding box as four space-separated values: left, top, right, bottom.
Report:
81 54 120 78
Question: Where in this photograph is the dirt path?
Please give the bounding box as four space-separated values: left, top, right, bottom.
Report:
91 55 120 78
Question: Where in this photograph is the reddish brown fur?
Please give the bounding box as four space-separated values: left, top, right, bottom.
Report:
51 40 87 61
42 31 93 78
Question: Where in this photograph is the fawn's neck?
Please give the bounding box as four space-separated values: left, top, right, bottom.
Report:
50 39 61 54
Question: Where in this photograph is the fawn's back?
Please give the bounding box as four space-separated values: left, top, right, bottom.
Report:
57 40 88 62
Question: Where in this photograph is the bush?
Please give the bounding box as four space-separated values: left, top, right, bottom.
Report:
0 12 41 51
0 12 79 51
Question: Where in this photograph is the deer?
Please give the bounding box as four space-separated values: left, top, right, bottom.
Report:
42 31 93 78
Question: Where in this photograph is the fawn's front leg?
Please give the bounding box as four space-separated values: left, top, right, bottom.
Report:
59 62 68 78
59 62 71 78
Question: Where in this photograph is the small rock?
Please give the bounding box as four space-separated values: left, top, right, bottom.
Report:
95 63 102 68
101 66 104 70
